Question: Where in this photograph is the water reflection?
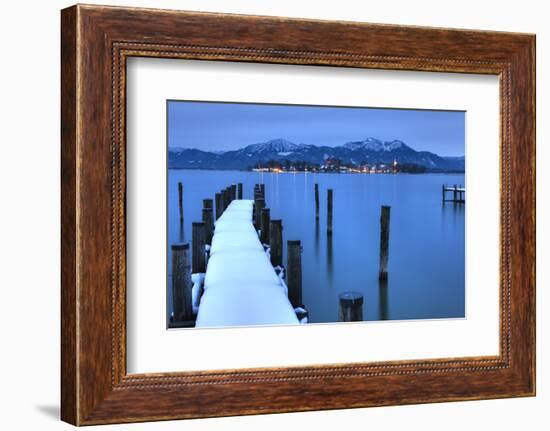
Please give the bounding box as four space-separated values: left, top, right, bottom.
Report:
378 278 389 320
326 231 333 286
314 219 320 260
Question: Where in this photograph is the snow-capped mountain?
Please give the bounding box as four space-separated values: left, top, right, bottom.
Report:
168 138 464 172
343 138 405 152
242 138 308 155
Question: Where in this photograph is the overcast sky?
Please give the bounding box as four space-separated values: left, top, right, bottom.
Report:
168 100 465 156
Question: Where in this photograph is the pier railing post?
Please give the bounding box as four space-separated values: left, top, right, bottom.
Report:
379 205 391 281
287 240 303 308
339 292 363 322
203 198 213 210
215 192 222 220
270 220 283 267
261 208 271 245
314 183 319 220
327 188 333 234
192 222 206 273
178 182 184 223
171 243 193 322
202 208 214 245
254 197 265 229
237 183 243 199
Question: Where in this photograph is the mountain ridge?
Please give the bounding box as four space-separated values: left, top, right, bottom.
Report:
169 138 465 172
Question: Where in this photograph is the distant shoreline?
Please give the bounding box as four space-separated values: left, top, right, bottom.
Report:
168 168 465 174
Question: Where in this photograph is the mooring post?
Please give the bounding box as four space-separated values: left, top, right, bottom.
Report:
260 208 271 245
260 183 265 198
270 220 283 267
202 208 214 245
379 205 391 281
339 292 363 322
215 192 222 219
442 184 446 202
255 197 265 229
287 240 303 308
203 198 213 210
314 183 320 220
178 182 184 223
231 184 237 201
171 243 193 322
327 189 333 234
453 184 458 202
237 183 243 199
223 188 229 210
192 222 206 273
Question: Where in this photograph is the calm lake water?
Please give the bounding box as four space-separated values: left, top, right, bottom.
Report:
167 170 465 324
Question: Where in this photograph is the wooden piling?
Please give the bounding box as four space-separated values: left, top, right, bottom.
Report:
442 184 446 202
171 243 193 322
287 240 303 308
178 182 183 223
255 197 265 228
237 183 243 199
203 198 213 210
231 184 237 200
327 189 333 234
202 208 214 245
270 220 283 267
453 184 458 202
215 192 222 220
192 222 206 273
222 188 229 210
339 292 363 322
260 208 271 245
314 183 319 220
379 205 391 281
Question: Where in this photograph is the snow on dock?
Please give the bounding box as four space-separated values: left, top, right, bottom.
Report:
195 199 299 328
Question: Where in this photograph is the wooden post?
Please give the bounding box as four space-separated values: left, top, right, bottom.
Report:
231 184 237 200
287 240 302 308
225 186 232 205
442 184 446 202
260 183 265 198
270 220 283 267
215 192 222 220
379 205 391 281
178 182 183 223
222 188 229 210
202 208 214 245
192 222 206 273
260 208 271 245
203 198 213 210
237 183 243 199
255 197 265 229
314 183 319 220
171 243 193 322
453 184 457 202
339 292 363 322
327 189 333 234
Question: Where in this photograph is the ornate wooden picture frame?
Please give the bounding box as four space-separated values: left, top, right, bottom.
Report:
61 4 535 425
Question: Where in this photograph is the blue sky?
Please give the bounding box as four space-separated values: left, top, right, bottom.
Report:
168 101 465 156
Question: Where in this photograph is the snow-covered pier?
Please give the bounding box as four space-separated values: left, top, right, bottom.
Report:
195 198 299 327
442 184 465 203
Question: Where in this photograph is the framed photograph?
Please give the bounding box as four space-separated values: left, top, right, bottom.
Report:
61 4 535 425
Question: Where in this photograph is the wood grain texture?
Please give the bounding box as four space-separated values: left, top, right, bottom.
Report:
60 4 536 426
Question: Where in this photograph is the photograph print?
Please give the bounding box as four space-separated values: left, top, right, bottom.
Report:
167 100 465 329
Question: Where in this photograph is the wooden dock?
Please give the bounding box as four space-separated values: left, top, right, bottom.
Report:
442 184 465 203
195 199 299 328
